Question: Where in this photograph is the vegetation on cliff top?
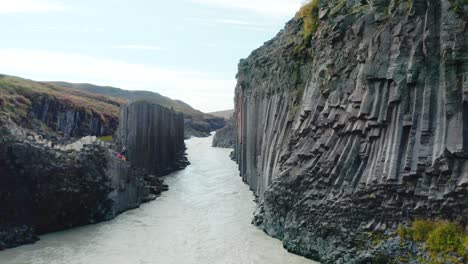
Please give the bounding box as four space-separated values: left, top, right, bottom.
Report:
296 0 320 44
48 81 213 120
0 75 122 123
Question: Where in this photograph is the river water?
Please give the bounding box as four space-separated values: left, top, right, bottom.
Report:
0 136 317 264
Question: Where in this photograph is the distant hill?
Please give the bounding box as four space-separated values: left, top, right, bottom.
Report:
0 74 225 139
0 75 123 138
44 81 225 138
47 81 207 119
208 109 234 120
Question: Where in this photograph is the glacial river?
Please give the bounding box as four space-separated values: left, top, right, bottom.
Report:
0 135 317 264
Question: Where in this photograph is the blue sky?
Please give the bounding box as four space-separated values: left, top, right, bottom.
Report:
0 0 303 112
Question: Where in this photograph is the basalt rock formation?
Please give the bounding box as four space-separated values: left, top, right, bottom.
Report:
29 96 117 138
117 101 189 176
234 0 468 263
0 101 187 250
0 75 121 139
48 81 226 139
212 117 236 148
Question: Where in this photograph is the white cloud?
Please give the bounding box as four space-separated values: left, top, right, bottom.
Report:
186 17 252 26
190 0 303 18
0 0 67 14
216 19 251 25
113 44 164 51
0 49 235 112
185 17 270 31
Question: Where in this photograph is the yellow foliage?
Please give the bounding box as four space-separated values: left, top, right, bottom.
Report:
296 0 320 43
98 135 113 142
412 219 435 242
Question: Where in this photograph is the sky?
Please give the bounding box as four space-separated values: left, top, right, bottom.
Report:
0 0 304 112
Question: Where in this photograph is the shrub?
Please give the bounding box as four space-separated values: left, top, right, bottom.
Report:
397 223 410 240
412 219 435 242
426 221 464 256
296 0 320 44
398 220 467 263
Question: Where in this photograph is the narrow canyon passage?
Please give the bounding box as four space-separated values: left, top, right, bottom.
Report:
0 135 316 264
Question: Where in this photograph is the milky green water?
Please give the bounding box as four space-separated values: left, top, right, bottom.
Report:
0 135 317 264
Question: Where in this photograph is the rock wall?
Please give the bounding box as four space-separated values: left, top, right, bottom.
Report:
0 101 187 250
30 95 118 138
0 128 113 249
184 116 225 139
212 117 236 148
234 0 468 263
117 101 189 176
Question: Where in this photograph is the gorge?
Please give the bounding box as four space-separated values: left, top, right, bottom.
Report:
0 136 316 264
0 0 467 263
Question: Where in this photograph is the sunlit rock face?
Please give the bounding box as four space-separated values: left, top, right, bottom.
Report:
234 0 468 262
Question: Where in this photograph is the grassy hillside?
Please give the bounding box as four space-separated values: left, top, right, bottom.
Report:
208 109 234 120
0 75 122 123
47 81 208 119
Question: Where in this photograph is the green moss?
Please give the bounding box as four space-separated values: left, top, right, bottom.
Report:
330 0 347 17
296 0 320 44
450 0 468 13
371 231 387 246
349 4 369 14
98 135 113 142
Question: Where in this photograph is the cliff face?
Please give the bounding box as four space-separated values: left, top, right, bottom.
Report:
117 101 189 176
0 75 121 139
47 81 226 139
0 127 114 249
234 0 468 262
0 101 187 250
212 117 237 148
30 95 118 138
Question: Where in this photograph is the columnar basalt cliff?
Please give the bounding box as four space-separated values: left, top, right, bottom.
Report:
234 0 468 263
0 101 188 250
212 117 236 148
117 101 189 176
0 75 121 139
29 95 118 138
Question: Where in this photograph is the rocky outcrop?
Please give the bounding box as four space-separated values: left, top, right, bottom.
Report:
0 125 113 249
45 80 225 139
30 95 118 138
117 101 189 176
0 101 188 250
212 117 236 148
184 116 225 139
234 0 468 263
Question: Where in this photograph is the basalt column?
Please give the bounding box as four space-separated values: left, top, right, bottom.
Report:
233 0 468 263
117 101 188 176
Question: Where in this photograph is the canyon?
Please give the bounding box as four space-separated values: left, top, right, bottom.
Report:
1 0 467 263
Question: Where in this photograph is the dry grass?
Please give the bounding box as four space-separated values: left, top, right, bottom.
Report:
296 0 320 43
0 75 122 122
